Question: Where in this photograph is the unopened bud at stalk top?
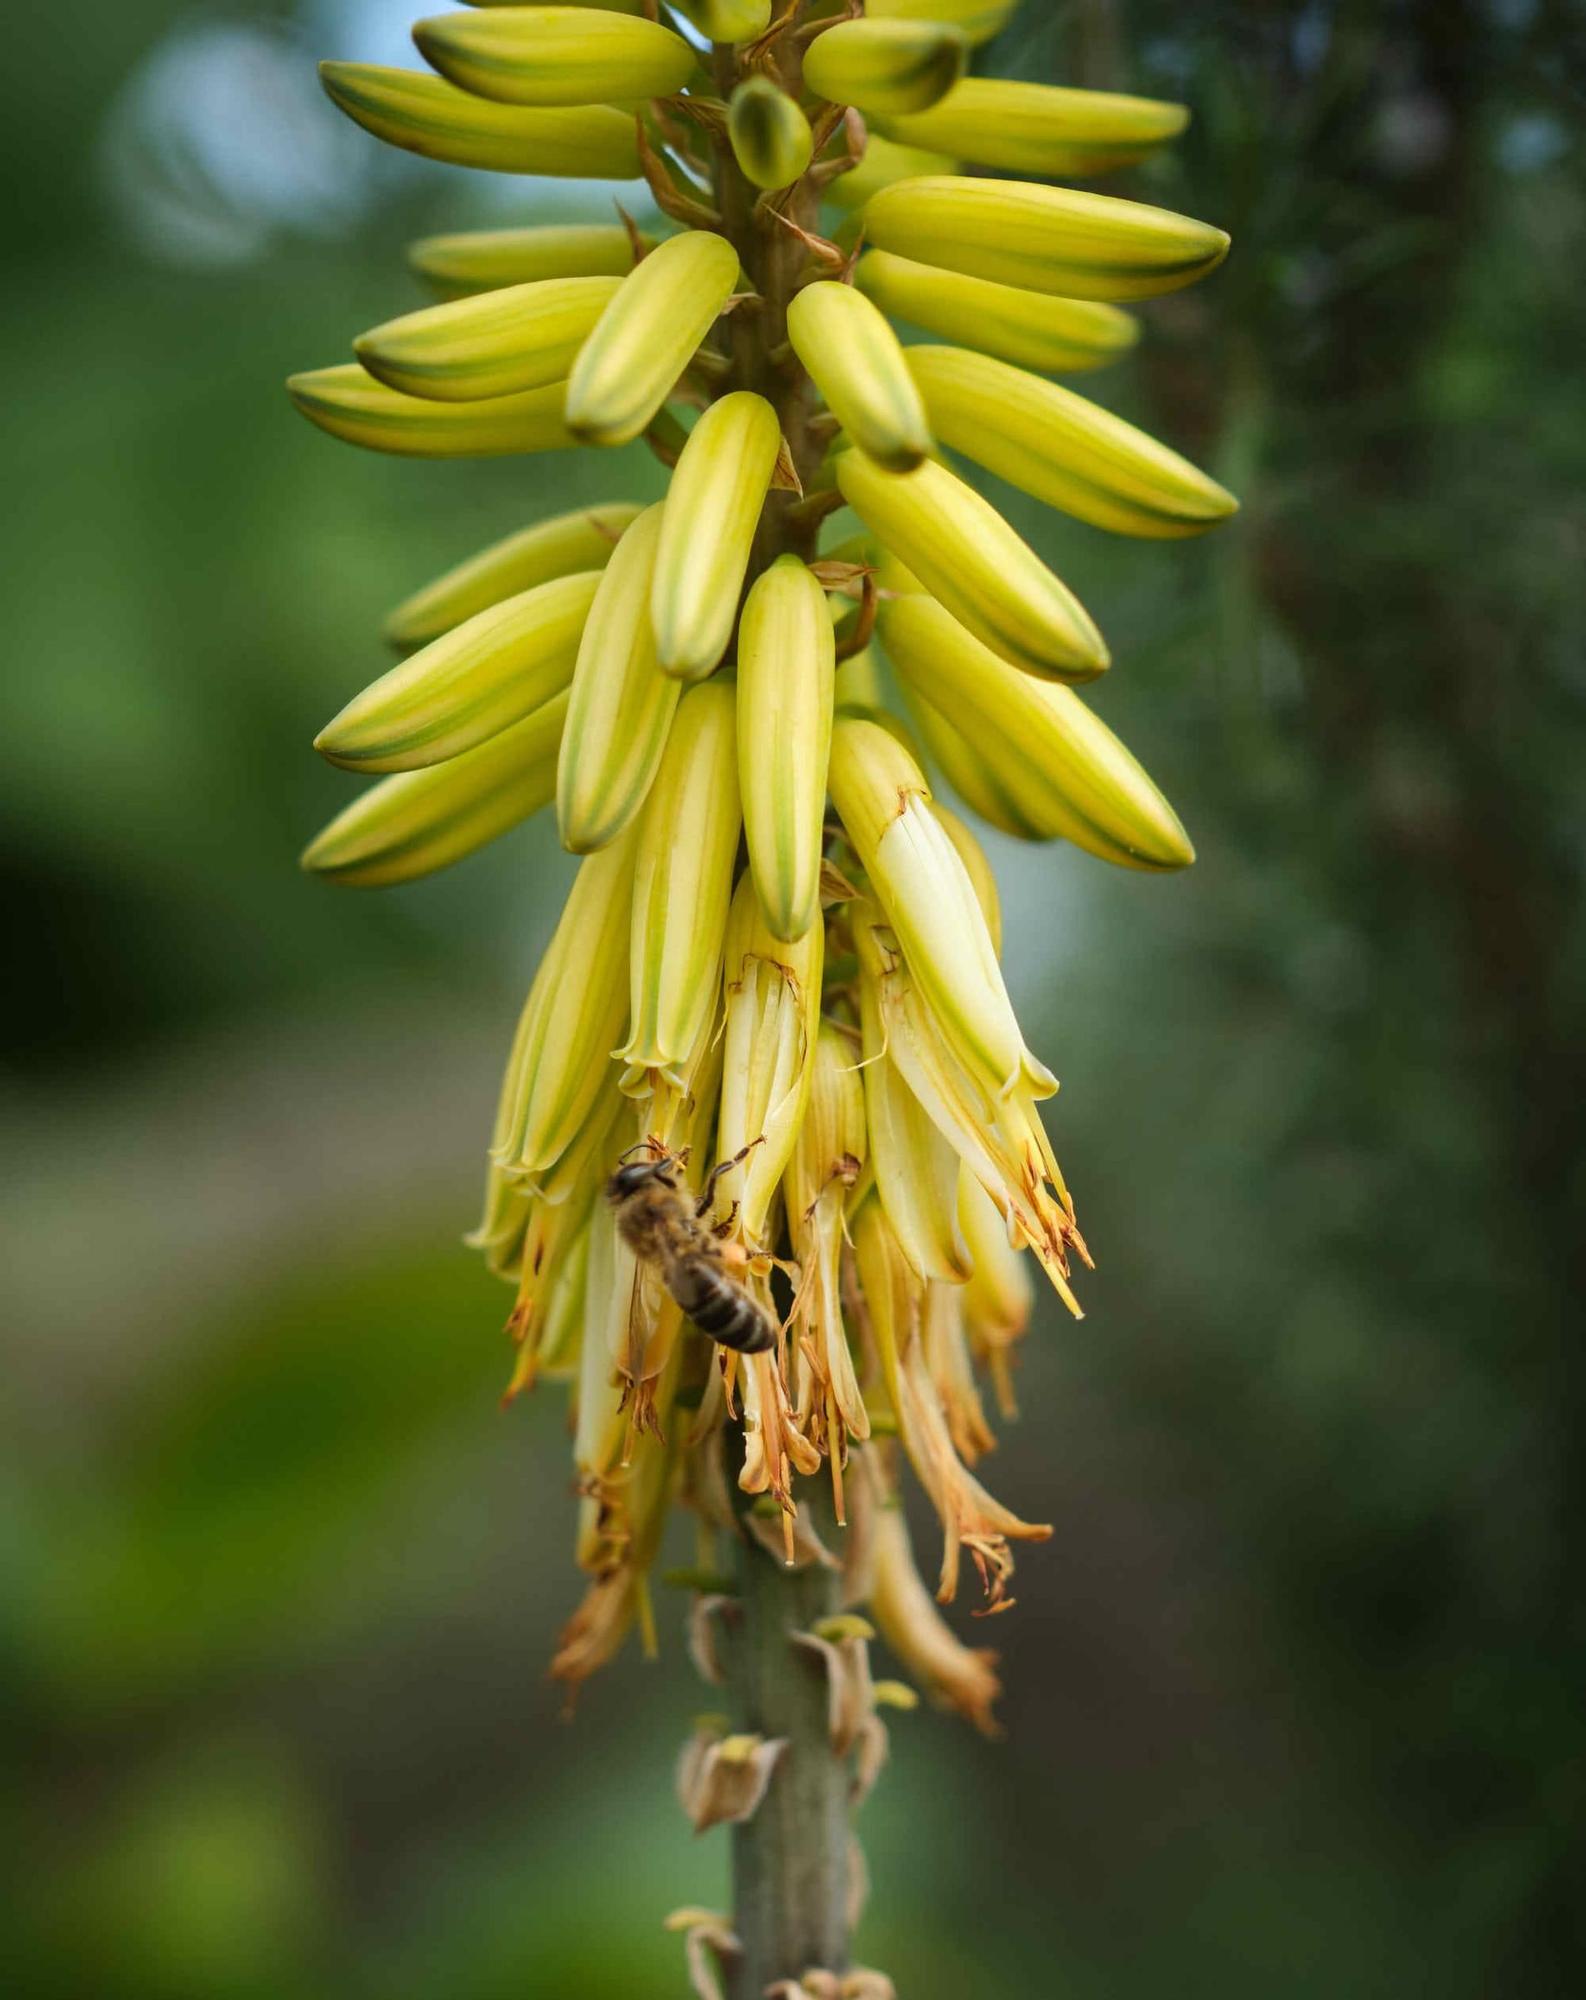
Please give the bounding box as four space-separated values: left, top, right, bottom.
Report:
865 174 1230 302
788 282 934 475
412 8 698 109
319 61 640 177
804 20 967 118
651 391 782 682
837 448 1108 682
735 555 835 944
564 230 741 448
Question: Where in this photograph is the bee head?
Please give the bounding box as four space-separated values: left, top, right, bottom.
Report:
606 1147 683 1203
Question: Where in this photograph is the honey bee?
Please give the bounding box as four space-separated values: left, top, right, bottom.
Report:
605 1142 776 1356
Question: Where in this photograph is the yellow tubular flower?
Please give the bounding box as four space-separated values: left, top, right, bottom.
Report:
493 825 639 1178
803 21 967 118
822 135 958 215
864 0 1016 47
384 502 642 651
712 875 824 1248
408 222 648 299
318 61 640 177
787 282 933 474
354 275 622 403
852 902 1086 1318
880 591 1195 870
728 77 813 192
735 555 834 944
302 689 567 887
933 801 1002 954
908 344 1238 538
557 504 680 855
621 683 741 1085
855 249 1137 377
923 1278 996 1463
413 8 697 108
852 1194 1050 1605
836 447 1109 682
830 716 1054 1104
784 1022 870 1520
858 957 973 1283
873 78 1189 178
650 391 781 681
287 365 576 457
315 570 597 772
867 1475 1003 1735
958 1168 1034 1419
864 175 1230 302
564 230 741 448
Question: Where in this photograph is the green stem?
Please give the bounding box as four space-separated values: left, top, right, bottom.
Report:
725 1486 851 1996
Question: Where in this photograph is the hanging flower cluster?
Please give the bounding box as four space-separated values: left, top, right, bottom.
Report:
292 0 1234 1727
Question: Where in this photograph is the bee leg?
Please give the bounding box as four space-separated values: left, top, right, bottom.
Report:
711 1200 741 1241
694 1137 767 1217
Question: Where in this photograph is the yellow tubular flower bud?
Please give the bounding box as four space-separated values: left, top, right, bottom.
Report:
302 689 566 887
494 824 639 1177
671 0 773 40
932 801 1002 955
408 222 647 299
651 391 781 681
830 716 1053 1103
354 276 621 403
787 282 933 474
735 555 835 943
880 591 1194 870
315 570 598 772
855 250 1137 377
803 21 967 118
621 682 741 1083
318 62 640 177
728 77 814 192
713 875 824 1247
557 504 679 854
864 0 1016 48
384 503 642 651
836 448 1109 682
858 954 972 1283
873 79 1189 178
865 175 1230 303
823 136 958 216
908 345 1238 538
412 8 697 108
564 230 741 448
287 365 576 457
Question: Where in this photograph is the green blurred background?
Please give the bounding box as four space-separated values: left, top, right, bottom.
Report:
5 2 1583 1993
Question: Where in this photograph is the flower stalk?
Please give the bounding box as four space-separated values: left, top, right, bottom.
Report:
287 3 1237 1990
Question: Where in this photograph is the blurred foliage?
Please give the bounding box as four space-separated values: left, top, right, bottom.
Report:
3 1 1584 1995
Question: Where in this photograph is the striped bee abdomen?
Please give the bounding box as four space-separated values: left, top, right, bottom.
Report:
676 1264 777 1354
